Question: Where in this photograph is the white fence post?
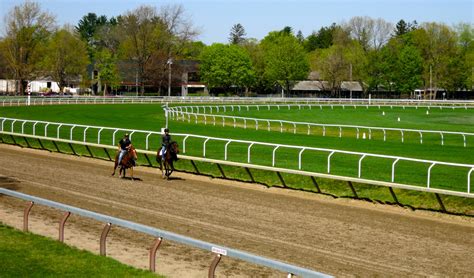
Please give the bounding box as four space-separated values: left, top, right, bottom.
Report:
56 124 63 139
358 155 366 178
203 138 210 157
248 143 254 163
272 146 280 167
391 159 400 182
298 148 305 170
327 151 335 173
427 163 436 188
83 127 89 142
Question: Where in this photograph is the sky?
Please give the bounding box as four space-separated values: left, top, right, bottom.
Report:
0 0 472 44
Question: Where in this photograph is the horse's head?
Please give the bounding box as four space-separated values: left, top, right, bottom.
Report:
171 141 179 154
130 145 138 160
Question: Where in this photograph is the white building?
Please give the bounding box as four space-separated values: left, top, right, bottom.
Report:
28 79 60 93
0 80 17 93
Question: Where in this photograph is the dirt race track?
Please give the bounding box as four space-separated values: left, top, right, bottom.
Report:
0 144 473 277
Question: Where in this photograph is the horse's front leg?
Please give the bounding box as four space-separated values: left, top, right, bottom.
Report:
131 167 134 181
167 162 174 178
164 162 171 179
112 161 118 176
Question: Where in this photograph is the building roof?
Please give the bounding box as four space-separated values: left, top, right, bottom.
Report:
292 81 327 91
292 80 363 91
341 81 363 91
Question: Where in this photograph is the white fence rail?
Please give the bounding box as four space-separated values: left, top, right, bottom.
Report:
166 108 474 147
1 117 473 196
1 96 474 107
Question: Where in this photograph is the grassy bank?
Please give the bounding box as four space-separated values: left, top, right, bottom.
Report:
0 223 161 277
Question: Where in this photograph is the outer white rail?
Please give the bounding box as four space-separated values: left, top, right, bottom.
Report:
1 96 474 107
1 117 473 196
167 108 474 147
0 188 330 278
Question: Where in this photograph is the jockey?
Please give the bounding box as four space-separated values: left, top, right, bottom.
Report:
118 133 131 165
161 128 171 156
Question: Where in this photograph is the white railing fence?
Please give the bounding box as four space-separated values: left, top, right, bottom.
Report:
1 117 473 196
1 96 474 107
166 108 474 147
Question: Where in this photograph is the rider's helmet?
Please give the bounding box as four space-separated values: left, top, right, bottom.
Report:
125 133 129 137
164 128 169 133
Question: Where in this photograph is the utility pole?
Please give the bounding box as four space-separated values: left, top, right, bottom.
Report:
429 65 432 100
167 58 173 97
135 71 138 96
349 63 353 100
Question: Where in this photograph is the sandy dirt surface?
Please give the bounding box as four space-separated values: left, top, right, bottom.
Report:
0 143 473 277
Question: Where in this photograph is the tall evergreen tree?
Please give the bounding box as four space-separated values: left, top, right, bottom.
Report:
395 20 409 36
304 23 339 51
229 23 246 44
75 13 108 59
296 30 304 44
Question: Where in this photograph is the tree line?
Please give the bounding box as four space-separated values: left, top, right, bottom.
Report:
218 18 473 98
0 1 472 98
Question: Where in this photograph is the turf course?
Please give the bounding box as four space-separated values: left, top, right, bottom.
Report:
1 103 473 214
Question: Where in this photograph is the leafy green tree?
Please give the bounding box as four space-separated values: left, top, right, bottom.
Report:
229 23 246 45
116 5 164 95
181 41 206 59
317 45 348 96
2 1 55 94
115 4 198 95
94 49 120 95
262 33 309 96
242 39 272 94
455 23 474 90
304 23 338 51
365 44 396 92
311 26 368 96
394 44 423 94
199 43 255 94
411 23 458 98
41 29 89 92
345 41 368 93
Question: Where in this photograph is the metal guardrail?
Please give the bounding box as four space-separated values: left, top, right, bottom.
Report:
0 188 331 277
1 96 474 107
167 107 474 147
1 118 473 197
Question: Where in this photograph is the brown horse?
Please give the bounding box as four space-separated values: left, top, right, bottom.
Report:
156 141 179 179
112 146 138 179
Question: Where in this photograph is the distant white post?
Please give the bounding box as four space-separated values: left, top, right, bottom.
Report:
26 82 31 106
164 103 169 128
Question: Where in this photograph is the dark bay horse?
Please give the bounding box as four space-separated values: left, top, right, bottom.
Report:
112 146 138 179
156 141 179 179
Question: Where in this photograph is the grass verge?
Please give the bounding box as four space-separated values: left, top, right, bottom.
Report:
0 223 162 277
